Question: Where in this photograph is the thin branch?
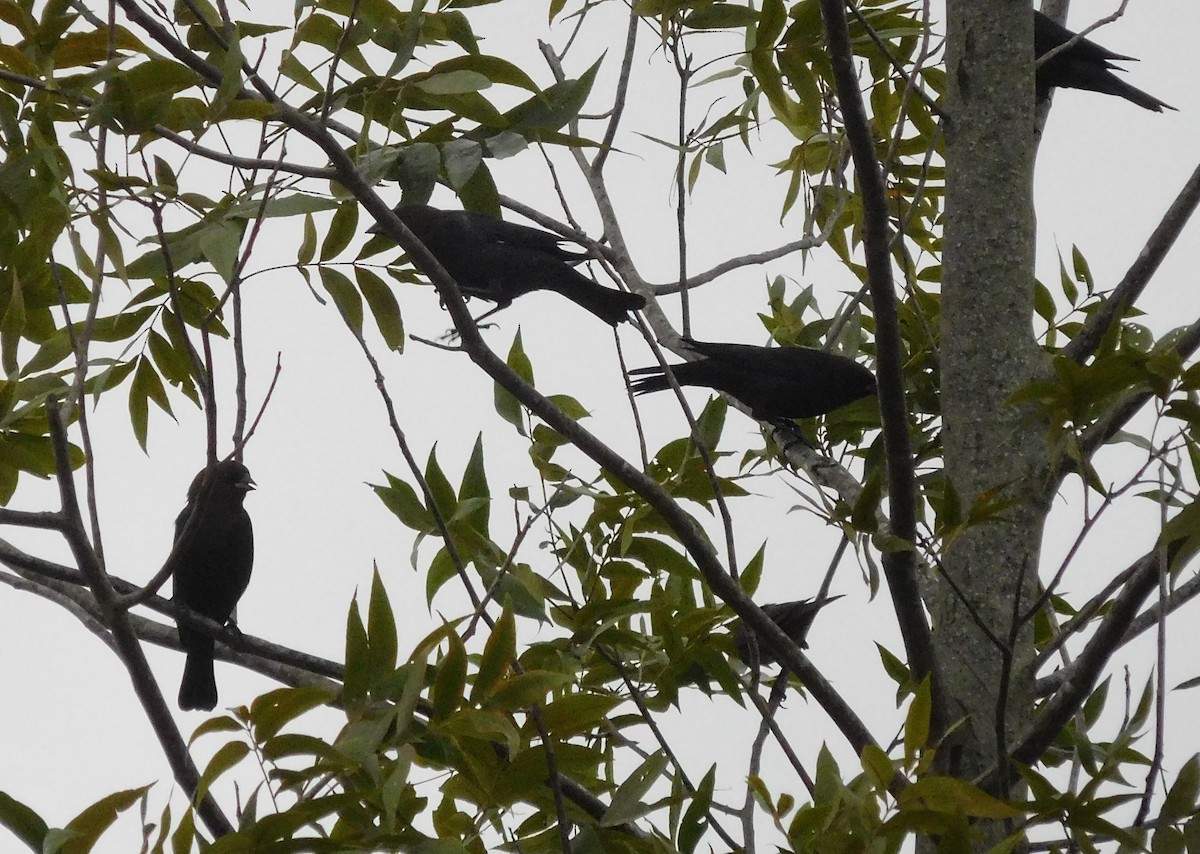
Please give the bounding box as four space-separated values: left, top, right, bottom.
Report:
592 6 639 175
1034 2 1132 69
1009 541 1179 770
818 0 935 701
44 400 233 838
845 4 944 117
2 562 341 694
652 217 849 295
1135 457 1175 826
343 328 480 610
0 509 67 530
600 647 741 850
1064 157 1200 364
527 704 573 852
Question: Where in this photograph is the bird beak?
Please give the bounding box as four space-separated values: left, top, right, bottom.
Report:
238 475 256 491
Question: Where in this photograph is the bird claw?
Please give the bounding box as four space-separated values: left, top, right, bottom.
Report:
770 420 813 453
436 316 499 344
222 620 245 642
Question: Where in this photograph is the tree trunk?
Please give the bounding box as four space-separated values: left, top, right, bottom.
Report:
938 0 1050 832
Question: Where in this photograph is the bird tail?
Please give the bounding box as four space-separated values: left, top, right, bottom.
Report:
733 596 843 664
1110 78 1176 112
546 271 645 325
179 643 218 711
627 366 670 396
1071 66 1176 112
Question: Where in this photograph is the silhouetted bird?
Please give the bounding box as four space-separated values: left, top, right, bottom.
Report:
629 339 876 422
731 597 842 666
1034 11 1175 112
172 459 255 711
368 204 645 325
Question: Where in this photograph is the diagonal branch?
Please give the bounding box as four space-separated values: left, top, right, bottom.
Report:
1010 541 1180 769
1064 157 1200 364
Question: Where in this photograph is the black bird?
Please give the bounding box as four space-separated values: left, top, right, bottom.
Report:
1034 10 1175 112
628 338 876 422
172 459 255 711
731 597 842 666
368 204 646 325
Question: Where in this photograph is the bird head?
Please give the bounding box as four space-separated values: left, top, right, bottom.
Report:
219 459 256 492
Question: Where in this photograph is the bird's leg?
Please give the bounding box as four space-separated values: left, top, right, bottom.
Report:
770 420 813 454
438 303 506 342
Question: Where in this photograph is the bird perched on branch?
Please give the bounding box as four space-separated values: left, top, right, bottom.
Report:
731 597 842 666
1034 10 1175 112
368 204 645 325
171 459 255 711
628 338 876 422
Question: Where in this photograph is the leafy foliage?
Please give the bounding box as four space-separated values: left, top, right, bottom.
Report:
2 0 1199 851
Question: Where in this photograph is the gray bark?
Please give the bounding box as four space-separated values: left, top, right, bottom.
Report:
938 0 1052 826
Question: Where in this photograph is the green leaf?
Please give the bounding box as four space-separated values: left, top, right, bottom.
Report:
368 567 399 682
319 267 364 334
494 329 533 435
297 212 316 266
500 58 600 137
484 671 571 711
851 465 883 532
470 608 515 704
0 790 48 851
2 271 25 375
443 138 483 191
904 675 931 764
602 751 669 827
128 358 150 452
424 445 457 522
194 743 249 806
678 764 715 854
320 203 359 261
431 54 541 93
356 267 405 352
135 355 174 417
344 598 371 707
415 70 492 95
1161 755 1200 822
860 744 895 792
373 471 436 533
249 685 338 743
898 776 1021 819
536 693 622 738
432 631 467 721
457 433 490 536
198 219 244 284
739 543 765 595
60 787 149 854
685 3 758 29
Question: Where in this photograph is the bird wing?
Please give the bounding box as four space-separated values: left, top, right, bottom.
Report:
1033 11 1136 63
455 210 588 263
